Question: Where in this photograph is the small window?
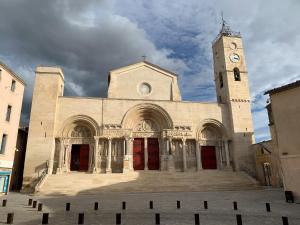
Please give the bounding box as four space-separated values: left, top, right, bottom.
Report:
6 105 12 122
0 134 7 154
219 72 224 88
234 68 241 81
11 80 16 91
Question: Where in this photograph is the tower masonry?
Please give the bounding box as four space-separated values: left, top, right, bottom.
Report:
212 22 255 173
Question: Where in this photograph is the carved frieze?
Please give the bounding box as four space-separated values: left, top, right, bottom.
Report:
163 128 192 139
102 129 131 138
134 119 159 132
71 126 92 137
133 132 160 138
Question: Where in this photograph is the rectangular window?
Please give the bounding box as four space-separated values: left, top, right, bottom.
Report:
11 80 16 91
0 134 7 154
6 105 12 122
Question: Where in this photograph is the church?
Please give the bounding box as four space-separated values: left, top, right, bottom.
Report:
23 24 255 190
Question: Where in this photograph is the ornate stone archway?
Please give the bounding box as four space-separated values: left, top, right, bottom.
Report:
55 115 99 173
196 119 231 169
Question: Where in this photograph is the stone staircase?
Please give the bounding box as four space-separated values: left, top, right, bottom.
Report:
38 170 261 196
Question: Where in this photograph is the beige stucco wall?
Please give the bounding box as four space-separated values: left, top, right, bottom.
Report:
108 62 181 101
55 97 229 137
0 63 25 172
269 86 300 201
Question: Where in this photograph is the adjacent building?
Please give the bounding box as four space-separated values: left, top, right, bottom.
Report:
265 80 300 201
0 61 25 194
23 23 256 191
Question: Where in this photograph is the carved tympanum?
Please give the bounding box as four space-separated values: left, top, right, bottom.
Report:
134 119 159 132
71 126 92 137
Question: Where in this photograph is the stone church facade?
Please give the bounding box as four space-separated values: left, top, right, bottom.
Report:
23 25 255 189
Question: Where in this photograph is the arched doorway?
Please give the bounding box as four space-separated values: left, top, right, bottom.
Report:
122 103 173 171
197 119 228 170
56 115 98 173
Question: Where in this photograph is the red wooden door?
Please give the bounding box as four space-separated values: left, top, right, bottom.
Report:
147 138 159 170
201 146 217 169
133 138 144 170
79 144 89 171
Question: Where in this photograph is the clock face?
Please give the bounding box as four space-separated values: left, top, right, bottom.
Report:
230 54 240 63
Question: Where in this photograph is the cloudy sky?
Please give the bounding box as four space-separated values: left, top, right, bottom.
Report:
1 0 299 142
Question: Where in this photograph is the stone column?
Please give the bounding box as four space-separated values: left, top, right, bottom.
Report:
56 138 64 174
93 137 99 173
167 138 175 171
195 141 202 171
182 138 187 172
224 140 230 167
106 138 112 173
123 137 133 172
144 138 148 170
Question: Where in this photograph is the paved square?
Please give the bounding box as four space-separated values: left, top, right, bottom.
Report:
0 189 299 225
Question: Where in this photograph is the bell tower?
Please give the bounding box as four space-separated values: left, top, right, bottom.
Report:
212 19 255 173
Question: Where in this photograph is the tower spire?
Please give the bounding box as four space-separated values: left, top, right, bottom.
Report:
213 12 241 43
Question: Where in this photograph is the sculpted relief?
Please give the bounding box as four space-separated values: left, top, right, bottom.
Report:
134 119 159 132
70 125 92 137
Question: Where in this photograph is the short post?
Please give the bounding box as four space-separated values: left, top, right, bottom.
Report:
265 203 271 212
122 201 126 210
78 213 84 224
38 203 43 211
150 201 153 209
282 216 289 225
28 198 33 206
177 200 181 209
32 201 37 208
204 201 208 210
236 214 242 225
116 213 121 225
94 202 98 211
285 191 294 203
7 213 14 224
66 203 71 211
42 213 49 224
194 213 200 225
233 201 238 210
2 199 7 207
155 213 160 225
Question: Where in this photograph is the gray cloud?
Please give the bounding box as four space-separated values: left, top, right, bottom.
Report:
0 0 187 125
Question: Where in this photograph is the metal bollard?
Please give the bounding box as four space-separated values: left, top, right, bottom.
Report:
122 201 126 210
266 203 271 212
7 213 14 224
78 213 84 224
233 201 238 210
42 213 49 224
150 201 153 209
282 216 289 225
204 201 208 209
66 203 71 211
177 200 181 209
2 199 7 207
116 213 121 225
236 214 242 225
155 213 160 225
32 201 37 208
94 202 98 210
194 213 200 225
28 198 33 206
38 203 43 211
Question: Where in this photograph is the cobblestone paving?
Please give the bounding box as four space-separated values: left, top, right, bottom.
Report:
0 189 299 225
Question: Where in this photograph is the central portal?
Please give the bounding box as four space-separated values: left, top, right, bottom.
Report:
133 138 160 170
133 138 144 170
70 144 89 171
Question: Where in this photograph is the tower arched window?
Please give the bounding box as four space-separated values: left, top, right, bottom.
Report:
219 72 223 88
234 68 241 81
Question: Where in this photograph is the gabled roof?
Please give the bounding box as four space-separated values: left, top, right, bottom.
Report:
109 60 178 78
264 80 300 95
0 60 26 85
